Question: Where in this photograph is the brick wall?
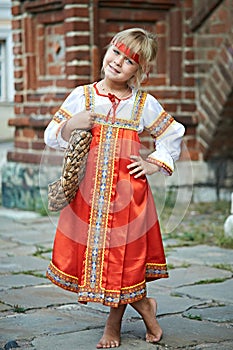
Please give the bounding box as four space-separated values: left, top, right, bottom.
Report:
192 0 233 159
3 0 233 209
9 0 92 165
9 0 233 165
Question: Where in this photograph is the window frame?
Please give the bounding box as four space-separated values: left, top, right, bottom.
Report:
0 31 14 103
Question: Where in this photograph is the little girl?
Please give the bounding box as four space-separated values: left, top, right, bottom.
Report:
44 27 185 348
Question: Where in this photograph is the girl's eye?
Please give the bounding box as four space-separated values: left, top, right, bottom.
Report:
113 49 120 55
125 57 133 65
112 47 133 65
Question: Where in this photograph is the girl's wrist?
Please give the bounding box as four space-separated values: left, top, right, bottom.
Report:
61 120 73 141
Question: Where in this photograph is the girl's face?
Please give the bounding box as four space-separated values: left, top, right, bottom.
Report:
103 45 139 83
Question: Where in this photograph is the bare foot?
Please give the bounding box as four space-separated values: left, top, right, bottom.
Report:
96 305 126 348
96 320 120 348
131 297 162 343
145 298 162 343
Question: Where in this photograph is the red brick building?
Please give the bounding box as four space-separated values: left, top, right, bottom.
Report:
2 0 233 210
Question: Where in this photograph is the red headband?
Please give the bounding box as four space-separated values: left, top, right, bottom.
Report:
111 41 140 64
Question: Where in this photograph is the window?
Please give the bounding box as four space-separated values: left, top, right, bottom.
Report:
0 40 6 101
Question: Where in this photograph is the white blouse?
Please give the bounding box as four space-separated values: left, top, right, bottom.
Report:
44 84 185 176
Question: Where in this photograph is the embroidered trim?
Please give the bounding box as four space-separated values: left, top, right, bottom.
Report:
84 125 119 291
47 85 168 307
47 261 79 292
146 111 174 138
146 263 168 278
47 261 149 307
146 157 173 176
87 84 147 129
55 120 67 138
130 90 147 125
53 108 72 123
78 282 146 307
84 85 92 110
92 115 138 131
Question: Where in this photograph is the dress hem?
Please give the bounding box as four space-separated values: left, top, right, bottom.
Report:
46 261 168 307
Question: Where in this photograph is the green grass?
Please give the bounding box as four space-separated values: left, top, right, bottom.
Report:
13 304 26 313
33 245 52 259
194 277 228 285
212 264 233 272
185 313 202 321
160 200 233 249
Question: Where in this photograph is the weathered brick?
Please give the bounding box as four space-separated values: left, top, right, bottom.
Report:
14 94 24 103
64 21 90 33
64 0 88 4
12 19 21 30
169 9 182 46
66 64 91 76
8 117 29 127
64 7 89 18
32 141 46 150
7 151 42 164
65 35 90 47
12 4 21 16
14 140 30 149
22 128 36 139
14 70 23 79
170 50 182 86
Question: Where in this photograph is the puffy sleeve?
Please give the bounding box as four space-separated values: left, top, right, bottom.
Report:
44 86 86 150
142 94 185 176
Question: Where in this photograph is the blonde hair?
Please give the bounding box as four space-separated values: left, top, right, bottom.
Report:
110 28 158 88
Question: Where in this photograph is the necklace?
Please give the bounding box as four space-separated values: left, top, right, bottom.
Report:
100 81 131 100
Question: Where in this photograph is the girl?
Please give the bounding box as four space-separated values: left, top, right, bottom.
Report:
44 28 185 348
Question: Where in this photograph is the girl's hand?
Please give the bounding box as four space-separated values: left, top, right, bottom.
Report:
127 155 160 178
62 111 95 141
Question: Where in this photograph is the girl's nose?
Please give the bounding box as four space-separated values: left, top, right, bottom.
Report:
114 55 124 66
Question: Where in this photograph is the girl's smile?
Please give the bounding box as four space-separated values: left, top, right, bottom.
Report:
103 45 139 82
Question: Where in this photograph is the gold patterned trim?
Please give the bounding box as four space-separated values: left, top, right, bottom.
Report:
146 262 168 278
46 261 79 292
84 125 119 290
53 108 72 123
146 157 173 176
86 84 147 128
146 110 174 138
47 260 168 306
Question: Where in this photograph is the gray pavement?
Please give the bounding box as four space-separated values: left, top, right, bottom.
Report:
0 207 232 350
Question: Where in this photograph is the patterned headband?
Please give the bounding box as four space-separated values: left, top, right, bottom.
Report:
111 41 140 64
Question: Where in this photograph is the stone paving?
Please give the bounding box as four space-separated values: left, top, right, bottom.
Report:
0 207 232 350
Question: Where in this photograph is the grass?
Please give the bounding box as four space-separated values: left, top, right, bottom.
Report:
194 277 228 285
159 200 233 249
13 304 26 313
12 270 47 279
212 264 233 272
33 245 52 259
185 313 202 321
